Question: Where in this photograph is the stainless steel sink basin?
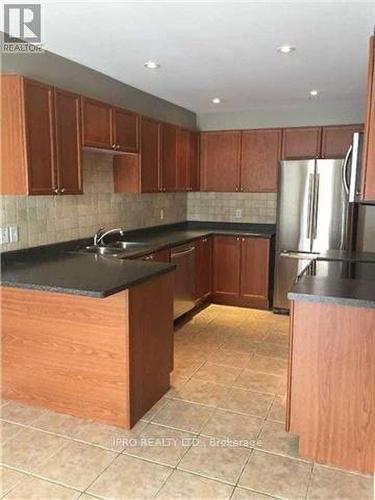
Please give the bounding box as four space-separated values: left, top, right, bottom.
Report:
82 245 121 256
112 241 149 250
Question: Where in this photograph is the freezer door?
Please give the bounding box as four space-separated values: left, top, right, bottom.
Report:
276 160 316 254
312 159 349 253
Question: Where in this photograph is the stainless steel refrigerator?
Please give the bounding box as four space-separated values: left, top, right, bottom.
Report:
273 155 359 312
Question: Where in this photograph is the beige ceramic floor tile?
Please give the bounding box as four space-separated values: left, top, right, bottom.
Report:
256 420 302 460
123 423 195 467
4 476 80 499
88 454 172 499
36 440 116 490
221 336 260 355
247 354 287 376
172 358 205 379
231 487 278 499
218 388 273 418
31 410 87 438
239 450 312 499
1 401 47 425
307 464 374 500
193 362 242 385
1 421 25 444
254 343 289 360
178 435 251 485
141 397 169 422
155 469 234 499
201 408 263 447
234 369 286 395
207 349 252 368
152 400 214 433
2 427 67 473
0 466 28 496
267 395 286 423
264 332 289 346
171 378 228 406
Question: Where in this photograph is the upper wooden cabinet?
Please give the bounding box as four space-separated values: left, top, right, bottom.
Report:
241 129 282 192
160 123 178 191
81 97 139 153
176 128 189 191
200 131 241 192
321 124 363 159
362 35 375 202
1 75 82 195
188 131 200 191
282 127 321 160
140 117 160 193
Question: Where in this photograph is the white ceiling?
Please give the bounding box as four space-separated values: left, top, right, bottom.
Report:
26 1 375 112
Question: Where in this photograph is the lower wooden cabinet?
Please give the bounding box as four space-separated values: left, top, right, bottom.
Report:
195 237 212 301
213 235 271 309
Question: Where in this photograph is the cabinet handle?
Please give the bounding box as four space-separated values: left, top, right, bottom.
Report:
60 188 66 194
112 143 117 149
144 255 154 261
202 238 208 243
236 237 240 241
53 187 59 194
116 145 120 150
242 238 245 242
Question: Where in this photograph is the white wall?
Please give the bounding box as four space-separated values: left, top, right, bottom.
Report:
197 98 365 130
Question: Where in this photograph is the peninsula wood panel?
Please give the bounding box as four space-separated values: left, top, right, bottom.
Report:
200 131 241 192
240 237 270 308
282 127 321 160
240 129 282 192
289 300 375 473
321 124 363 159
362 36 375 202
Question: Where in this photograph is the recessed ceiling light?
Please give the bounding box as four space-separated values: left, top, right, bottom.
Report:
310 89 319 96
144 61 160 69
212 97 221 104
277 45 296 54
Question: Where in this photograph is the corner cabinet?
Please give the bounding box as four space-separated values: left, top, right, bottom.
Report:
1 75 82 195
212 235 272 309
362 35 375 202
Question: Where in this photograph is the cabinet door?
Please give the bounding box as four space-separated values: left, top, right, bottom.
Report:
140 117 160 193
200 131 241 192
23 78 56 195
188 131 199 191
241 129 282 192
240 237 270 308
113 107 139 153
212 236 241 298
176 128 189 191
282 127 321 160
160 123 177 191
81 97 112 149
321 125 363 159
54 88 82 194
195 237 212 300
362 36 375 202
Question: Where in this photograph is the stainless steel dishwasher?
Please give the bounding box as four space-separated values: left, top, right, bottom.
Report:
171 243 196 319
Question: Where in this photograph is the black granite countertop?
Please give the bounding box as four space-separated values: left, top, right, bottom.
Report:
289 257 375 309
1 222 275 298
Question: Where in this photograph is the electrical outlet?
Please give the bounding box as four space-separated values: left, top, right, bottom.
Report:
9 225 19 243
160 208 164 220
0 227 10 244
235 209 243 218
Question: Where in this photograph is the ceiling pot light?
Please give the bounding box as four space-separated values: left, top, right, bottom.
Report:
310 89 319 96
144 61 160 69
212 97 221 104
277 45 296 54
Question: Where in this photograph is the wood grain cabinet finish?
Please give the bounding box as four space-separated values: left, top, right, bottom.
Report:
0 75 81 195
188 131 200 191
241 129 282 192
213 236 241 298
282 127 321 160
81 97 112 150
321 124 363 159
200 131 241 192
160 123 178 191
240 237 270 308
112 107 139 153
195 237 213 301
140 117 160 193
176 127 189 191
362 35 375 202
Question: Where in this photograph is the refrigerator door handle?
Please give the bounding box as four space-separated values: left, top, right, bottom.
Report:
312 173 320 239
342 145 352 195
306 173 315 239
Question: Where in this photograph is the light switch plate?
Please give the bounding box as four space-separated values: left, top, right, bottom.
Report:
160 208 164 220
9 225 19 243
235 209 243 218
0 227 10 244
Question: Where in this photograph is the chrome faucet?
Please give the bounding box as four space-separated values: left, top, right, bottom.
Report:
94 227 125 246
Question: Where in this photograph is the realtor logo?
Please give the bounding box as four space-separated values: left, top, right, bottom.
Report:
2 4 43 53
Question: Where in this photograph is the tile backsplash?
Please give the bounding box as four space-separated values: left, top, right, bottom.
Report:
186 192 277 224
0 152 277 252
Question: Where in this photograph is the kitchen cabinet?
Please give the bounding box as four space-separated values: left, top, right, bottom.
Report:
140 117 160 193
160 123 178 191
195 237 212 301
200 131 241 191
321 124 363 158
241 129 282 192
213 235 271 309
188 131 200 191
362 35 375 202
81 97 139 153
176 128 189 191
281 127 321 160
1 75 82 195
